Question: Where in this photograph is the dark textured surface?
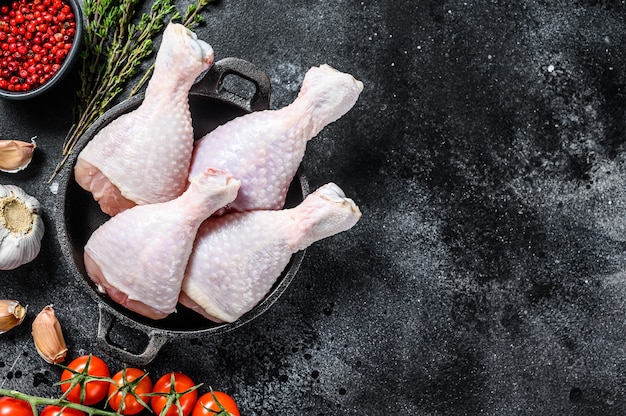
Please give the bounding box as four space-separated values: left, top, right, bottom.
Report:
1 0 626 414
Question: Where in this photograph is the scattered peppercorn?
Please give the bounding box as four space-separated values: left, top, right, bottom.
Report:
0 0 76 92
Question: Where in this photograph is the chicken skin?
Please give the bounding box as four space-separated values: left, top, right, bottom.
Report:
179 183 361 323
189 64 363 215
84 168 240 320
75 23 215 216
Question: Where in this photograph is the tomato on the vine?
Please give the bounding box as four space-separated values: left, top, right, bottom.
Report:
59 355 111 405
150 372 199 416
107 367 153 415
40 405 86 416
0 396 33 416
192 391 240 416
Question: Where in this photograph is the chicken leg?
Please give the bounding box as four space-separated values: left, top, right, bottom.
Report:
179 182 361 323
75 23 215 216
84 168 240 320
189 65 363 215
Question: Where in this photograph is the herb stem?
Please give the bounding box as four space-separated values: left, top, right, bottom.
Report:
0 387 119 416
129 0 216 97
49 0 215 182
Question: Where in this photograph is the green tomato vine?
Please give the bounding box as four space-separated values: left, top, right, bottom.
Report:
0 387 120 416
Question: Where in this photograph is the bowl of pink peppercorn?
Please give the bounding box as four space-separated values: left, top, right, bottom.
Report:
0 0 82 99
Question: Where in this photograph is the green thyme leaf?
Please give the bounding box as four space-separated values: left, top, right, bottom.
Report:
50 0 215 181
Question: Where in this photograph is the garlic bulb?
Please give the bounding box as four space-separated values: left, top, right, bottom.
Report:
0 300 26 334
0 185 44 270
0 138 36 173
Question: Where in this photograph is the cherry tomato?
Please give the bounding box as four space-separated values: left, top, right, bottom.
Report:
151 372 198 416
192 391 240 416
40 405 85 416
107 368 153 415
60 355 111 405
0 396 33 416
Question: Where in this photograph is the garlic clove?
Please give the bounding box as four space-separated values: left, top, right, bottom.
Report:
0 300 26 334
0 184 44 270
0 138 36 173
32 305 68 364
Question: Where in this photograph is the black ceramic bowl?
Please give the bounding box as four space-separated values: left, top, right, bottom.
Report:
56 58 309 365
0 0 83 99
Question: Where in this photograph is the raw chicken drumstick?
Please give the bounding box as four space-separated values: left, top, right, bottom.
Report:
179 182 362 323
84 168 240 320
189 64 364 215
74 23 215 216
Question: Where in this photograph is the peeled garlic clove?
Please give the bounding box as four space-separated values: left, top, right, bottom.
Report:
32 305 67 364
0 184 44 270
0 300 26 334
0 138 36 173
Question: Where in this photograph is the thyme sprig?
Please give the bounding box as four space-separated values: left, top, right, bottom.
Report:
71 0 179 147
130 0 213 96
49 0 215 181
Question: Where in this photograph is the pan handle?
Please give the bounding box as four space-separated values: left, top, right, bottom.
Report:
192 57 271 111
96 306 170 366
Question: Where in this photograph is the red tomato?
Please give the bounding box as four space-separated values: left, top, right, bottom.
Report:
40 405 86 416
0 396 33 416
60 355 111 405
107 367 153 415
192 391 240 416
150 372 198 416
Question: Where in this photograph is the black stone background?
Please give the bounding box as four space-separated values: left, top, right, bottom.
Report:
2 0 626 414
